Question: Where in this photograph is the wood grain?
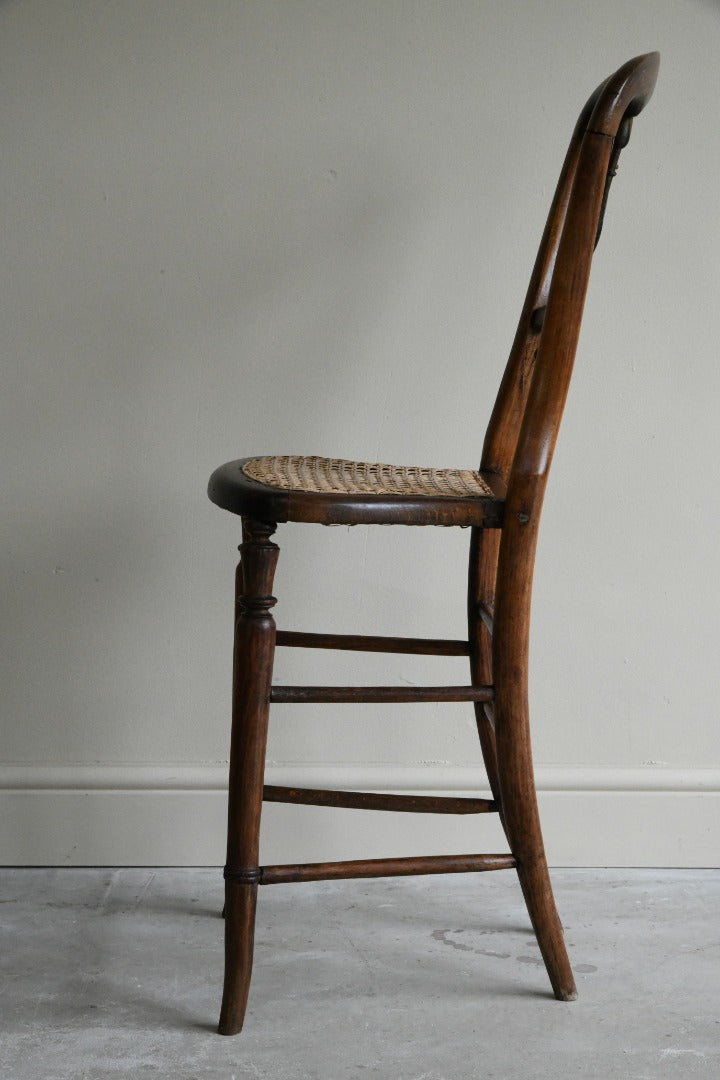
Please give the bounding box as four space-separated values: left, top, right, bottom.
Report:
259 853 516 884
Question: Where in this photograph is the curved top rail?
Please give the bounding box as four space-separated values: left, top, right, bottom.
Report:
585 52 659 136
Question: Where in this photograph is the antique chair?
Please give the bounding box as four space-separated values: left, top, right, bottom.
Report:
208 53 659 1035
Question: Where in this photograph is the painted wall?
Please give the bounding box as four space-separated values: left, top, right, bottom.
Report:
2 0 718 866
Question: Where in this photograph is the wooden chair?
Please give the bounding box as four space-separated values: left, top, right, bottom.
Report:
207 53 659 1035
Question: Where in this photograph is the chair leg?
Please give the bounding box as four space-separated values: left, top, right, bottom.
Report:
493 664 577 1001
467 528 505 820
218 518 279 1036
221 536 247 924
487 504 577 1002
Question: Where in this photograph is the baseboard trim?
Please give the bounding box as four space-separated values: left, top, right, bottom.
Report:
2 764 719 867
2 763 719 793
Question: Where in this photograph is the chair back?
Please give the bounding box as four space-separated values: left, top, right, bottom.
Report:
482 54 659 501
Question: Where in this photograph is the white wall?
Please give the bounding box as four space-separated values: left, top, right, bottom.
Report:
2 0 719 867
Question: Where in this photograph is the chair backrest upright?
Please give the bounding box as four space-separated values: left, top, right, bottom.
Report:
481 53 659 499
471 54 658 732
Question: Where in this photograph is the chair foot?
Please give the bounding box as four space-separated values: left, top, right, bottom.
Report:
218 882 258 1036
514 855 577 1002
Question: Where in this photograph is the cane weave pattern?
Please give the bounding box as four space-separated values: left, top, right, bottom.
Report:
242 455 494 499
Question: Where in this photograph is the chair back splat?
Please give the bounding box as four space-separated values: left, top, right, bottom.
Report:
207 53 659 1035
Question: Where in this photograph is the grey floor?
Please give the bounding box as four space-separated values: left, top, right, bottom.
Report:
1 869 718 1080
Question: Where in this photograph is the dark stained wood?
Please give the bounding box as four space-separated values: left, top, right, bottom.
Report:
586 52 659 134
276 629 470 656
209 54 659 1033
218 519 279 1037
269 684 494 704
259 853 516 885
262 785 498 814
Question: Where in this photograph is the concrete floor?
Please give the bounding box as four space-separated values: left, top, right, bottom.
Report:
0 869 718 1079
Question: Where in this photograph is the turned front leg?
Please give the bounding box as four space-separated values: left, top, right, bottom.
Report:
218 518 279 1036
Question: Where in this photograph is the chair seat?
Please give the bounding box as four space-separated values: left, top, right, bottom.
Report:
208 454 505 527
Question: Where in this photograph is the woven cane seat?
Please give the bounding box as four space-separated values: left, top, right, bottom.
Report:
208 454 503 527
242 455 494 498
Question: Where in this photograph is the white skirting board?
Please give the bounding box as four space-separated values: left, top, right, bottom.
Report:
1 765 718 868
